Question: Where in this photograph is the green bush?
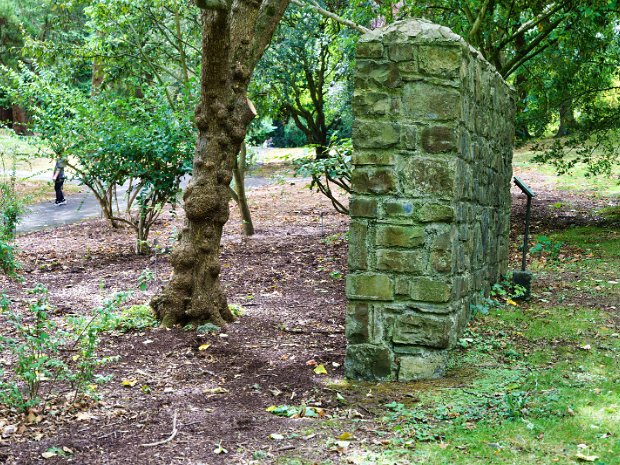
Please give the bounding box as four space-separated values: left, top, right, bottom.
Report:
0 153 24 278
0 285 118 413
530 235 564 260
293 138 352 214
110 304 157 332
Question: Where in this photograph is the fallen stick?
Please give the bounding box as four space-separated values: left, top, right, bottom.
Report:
141 411 178 447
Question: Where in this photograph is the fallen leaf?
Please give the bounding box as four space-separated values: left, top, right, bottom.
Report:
198 343 211 351
306 359 318 367
575 453 599 462
269 388 283 397
2 425 17 438
269 433 284 441
41 452 57 459
204 387 229 396
26 411 42 424
335 440 350 454
336 432 353 440
213 444 228 454
314 364 328 375
121 379 138 387
76 412 97 421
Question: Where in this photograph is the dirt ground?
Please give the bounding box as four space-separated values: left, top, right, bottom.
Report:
0 166 617 464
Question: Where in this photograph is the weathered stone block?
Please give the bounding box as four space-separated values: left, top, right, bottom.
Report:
383 199 415 218
350 197 378 218
395 277 410 296
392 313 454 348
376 225 425 248
352 151 393 166
347 273 394 301
388 43 415 62
417 203 454 222
357 61 402 88
421 126 456 153
345 344 393 380
410 278 451 302
431 250 452 273
346 304 370 343
348 221 368 270
398 349 449 381
402 82 460 121
353 91 391 116
352 168 396 195
357 41 384 59
400 124 417 150
353 120 400 149
376 249 424 274
418 45 462 77
401 157 456 197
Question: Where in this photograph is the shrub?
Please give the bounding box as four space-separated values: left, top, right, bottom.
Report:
0 285 118 413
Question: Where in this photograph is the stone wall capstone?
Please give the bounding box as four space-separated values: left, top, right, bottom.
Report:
346 19 515 381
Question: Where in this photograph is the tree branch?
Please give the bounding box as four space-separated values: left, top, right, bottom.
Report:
290 0 370 34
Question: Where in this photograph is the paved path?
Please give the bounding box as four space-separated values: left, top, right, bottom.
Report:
16 175 276 234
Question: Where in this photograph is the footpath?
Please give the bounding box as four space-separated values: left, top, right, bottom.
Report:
16 175 276 234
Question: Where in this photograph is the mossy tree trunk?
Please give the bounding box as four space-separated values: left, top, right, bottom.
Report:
151 0 289 327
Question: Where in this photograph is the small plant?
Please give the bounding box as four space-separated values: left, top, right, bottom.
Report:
137 268 155 291
229 303 245 318
321 233 346 246
111 304 157 332
196 323 220 334
530 235 564 260
0 285 117 413
0 159 24 278
293 139 352 215
470 276 526 316
329 270 344 280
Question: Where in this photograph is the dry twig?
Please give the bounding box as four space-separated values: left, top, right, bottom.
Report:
140 411 178 447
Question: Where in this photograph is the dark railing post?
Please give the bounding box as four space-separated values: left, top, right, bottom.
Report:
513 176 536 299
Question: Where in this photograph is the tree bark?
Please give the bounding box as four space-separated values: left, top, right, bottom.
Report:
232 144 255 236
555 98 577 137
11 105 31 135
0 107 13 126
151 0 289 327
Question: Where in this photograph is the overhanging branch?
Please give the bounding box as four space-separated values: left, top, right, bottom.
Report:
290 0 370 34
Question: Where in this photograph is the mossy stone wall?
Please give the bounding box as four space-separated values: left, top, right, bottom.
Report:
346 19 515 381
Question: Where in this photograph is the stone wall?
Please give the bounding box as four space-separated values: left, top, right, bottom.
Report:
345 19 515 381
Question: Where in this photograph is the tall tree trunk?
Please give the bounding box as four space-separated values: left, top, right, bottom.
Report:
11 105 30 136
0 107 13 126
151 0 289 328
233 144 255 236
555 98 577 137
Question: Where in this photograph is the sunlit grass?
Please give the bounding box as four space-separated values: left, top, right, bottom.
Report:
513 143 620 197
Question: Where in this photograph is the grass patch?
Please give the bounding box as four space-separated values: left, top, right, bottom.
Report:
513 144 620 197
550 226 620 259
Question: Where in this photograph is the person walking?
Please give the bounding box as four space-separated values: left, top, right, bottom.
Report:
52 158 66 206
